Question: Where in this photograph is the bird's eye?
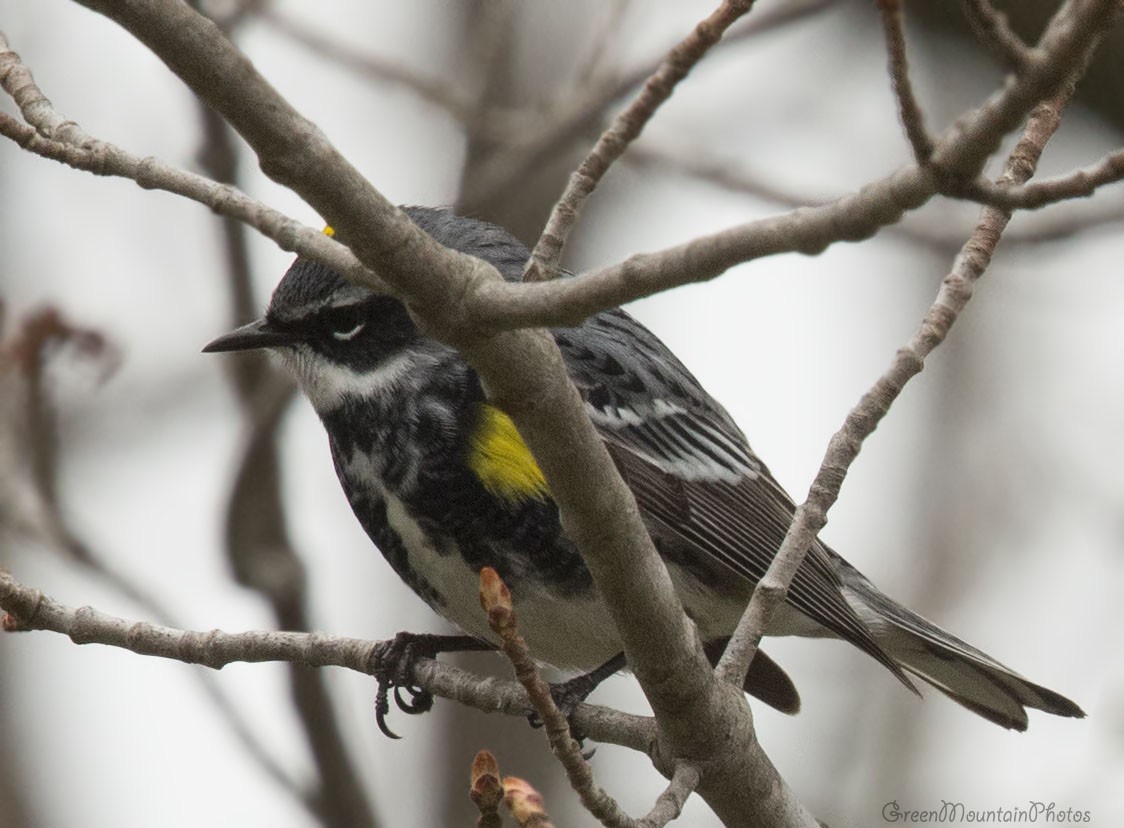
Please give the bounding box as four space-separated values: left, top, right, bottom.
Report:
332 321 365 341
324 306 365 341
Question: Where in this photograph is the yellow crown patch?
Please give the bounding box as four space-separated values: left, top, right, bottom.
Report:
467 404 549 501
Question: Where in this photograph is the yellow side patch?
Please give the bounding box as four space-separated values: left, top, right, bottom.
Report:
467 404 549 501
323 225 335 237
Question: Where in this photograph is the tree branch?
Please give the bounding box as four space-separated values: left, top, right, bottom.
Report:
464 0 1119 332
470 164 937 329
716 38 1083 692
0 569 654 753
260 7 477 123
961 0 1033 71
524 0 762 280
950 147 1124 210
930 0 1117 177
877 0 935 163
637 762 701 828
0 32 387 298
481 568 635 828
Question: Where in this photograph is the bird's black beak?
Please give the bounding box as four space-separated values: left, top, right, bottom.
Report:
202 318 296 353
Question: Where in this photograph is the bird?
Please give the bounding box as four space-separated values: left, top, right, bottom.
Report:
203 205 1084 733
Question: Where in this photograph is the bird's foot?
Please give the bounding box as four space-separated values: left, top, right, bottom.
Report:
525 653 627 754
370 632 490 738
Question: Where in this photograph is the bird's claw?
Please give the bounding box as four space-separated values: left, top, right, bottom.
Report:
524 677 597 756
371 632 442 738
394 683 434 715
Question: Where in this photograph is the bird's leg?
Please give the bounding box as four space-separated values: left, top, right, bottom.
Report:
527 651 627 745
551 652 628 714
370 631 494 738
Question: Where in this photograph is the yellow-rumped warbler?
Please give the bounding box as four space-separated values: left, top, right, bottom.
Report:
204 206 1083 732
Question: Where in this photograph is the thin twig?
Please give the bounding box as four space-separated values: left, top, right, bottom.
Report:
472 164 937 329
479 568 638 828
716 47 1087 692
463 0 1121 333
0 569 655 752
460 0 834 214
0 34 386 297
573 0 635 90
524 0 761 280
961 0 1033 71
637 762 701 828
260 7 475 121
628 140 1124 250
626 141 829 208
877 0 935 163
950 146 1124 210
71 543 321 817
931 0 1118 176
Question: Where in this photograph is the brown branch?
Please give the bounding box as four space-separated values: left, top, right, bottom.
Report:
716 50 1083 692
961 0 1033 71
626 141 827 208
0 34 386 298
459 0 833 216
877 0 934 163
480 567 699 828
471 164 937 329
463 0 1120 333
637 762 701 828
524 0 761 280
260 7 476 122
0 569 654 752
951 146 1124 210
480 568 636 828
931 0 1118 177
